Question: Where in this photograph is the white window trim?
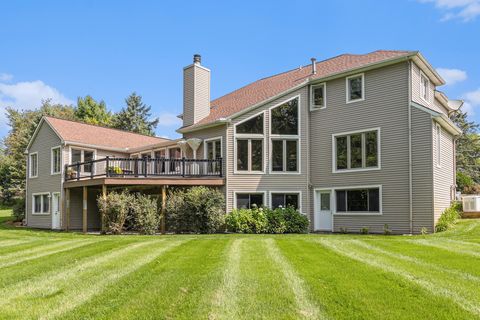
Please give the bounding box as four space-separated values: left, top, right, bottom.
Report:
331 127 381 173
420 71 430 104
32 192 51 215
322 185 383 216
268 95 301 175
268 138 301 174
69 146 97 164
233 191 267 209
234 111 266 174
310 83 327 110
436 123 442 168
29 152 38 179
204 136 223 159
51 146 62 175
346 73 365 103
269 190 303 214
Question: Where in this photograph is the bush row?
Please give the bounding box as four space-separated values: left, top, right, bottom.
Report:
435 201 462 232
225 206 309 234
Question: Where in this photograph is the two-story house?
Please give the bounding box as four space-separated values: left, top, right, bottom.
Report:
25 50 462 234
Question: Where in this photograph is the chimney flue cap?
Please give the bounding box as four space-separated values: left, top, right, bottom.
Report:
310 57 317 74
193 54 201 65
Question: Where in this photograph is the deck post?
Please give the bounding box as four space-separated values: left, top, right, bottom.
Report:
82 186 88 233
161 185 167 234
101 184 107 234
65 188 70 231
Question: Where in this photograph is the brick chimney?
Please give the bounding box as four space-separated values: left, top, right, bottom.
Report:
183 54 211 127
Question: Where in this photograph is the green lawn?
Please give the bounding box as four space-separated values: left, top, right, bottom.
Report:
0 209 479 320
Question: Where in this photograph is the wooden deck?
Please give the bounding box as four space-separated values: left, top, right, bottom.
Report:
64 176 225 188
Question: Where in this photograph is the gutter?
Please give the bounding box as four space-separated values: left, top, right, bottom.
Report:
408 60 413 234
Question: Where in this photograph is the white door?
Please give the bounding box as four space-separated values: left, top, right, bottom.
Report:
314 191 332 231
51 193 61 229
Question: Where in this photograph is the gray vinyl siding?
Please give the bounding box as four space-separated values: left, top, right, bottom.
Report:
411 62 446 114
68 187 101 230
411 107 434 233
26 121 62 228
433 120 455 223
225 87 310 216
183 125 227 166
310 62 411 234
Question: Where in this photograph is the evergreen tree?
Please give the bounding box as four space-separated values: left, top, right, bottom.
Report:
451 108 480 185
113 92 159 136
75 95 112 126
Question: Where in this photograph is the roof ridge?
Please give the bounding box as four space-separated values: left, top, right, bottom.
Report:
44 116 170 141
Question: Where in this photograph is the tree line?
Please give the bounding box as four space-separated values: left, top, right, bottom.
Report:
0 92 159 203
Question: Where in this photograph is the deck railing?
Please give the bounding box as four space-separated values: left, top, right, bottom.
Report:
64 156 223 181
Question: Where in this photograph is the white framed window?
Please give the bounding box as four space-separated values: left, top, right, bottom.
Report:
204 137 222 159
32 192 50 215
51 146 61 175
310 83 326 110
334 185 382 215
332 128 380 173
420 72 429 102
234 192 266 209
29 152 38 178
346 73 365 103
70 147 96 173
270 191 301 211
436 123 441 168
234 112 265 173
269 96 300 174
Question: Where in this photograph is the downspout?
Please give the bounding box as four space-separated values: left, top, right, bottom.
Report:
408 60 413 234
24 151 28 226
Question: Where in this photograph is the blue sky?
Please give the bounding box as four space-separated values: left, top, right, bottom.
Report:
1 0 479 140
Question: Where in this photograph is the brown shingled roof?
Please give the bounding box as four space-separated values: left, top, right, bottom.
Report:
45 117 170 150
181 50 415 131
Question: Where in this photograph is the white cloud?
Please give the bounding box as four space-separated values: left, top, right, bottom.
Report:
0 78 74 137
419 0 480 21
436 68 467 85
156 112 182 127
0 73 13 82
0 80 74 109
462 88 480 115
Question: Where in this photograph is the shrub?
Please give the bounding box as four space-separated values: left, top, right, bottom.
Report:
12 198 25 222
166 186 225 234
463 184 480 195
435 202 461 232
225 206 268 233
360 227 369 234
282 206 309 233
421 227 429 235
132 194 159 235
225 206 309 234
339 227 348 234
97 191 133 234
383 224 392 235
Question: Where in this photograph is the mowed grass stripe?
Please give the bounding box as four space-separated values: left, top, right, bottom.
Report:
38 240 187 320
0 239 164 308
264 238 323 320
0 240 96 269
278 238 473 320
209 238 242 320
0 239 81 262
61 238 229 320
317 239 480 317
0 239 129 288
353 239 480 283
409 239 480 258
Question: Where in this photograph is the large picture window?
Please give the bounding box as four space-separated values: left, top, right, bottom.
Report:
271 193 300 210
270 97 299 173
236 193 264 209
336 187 380 213
236 113 264 173
333 129 379 172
